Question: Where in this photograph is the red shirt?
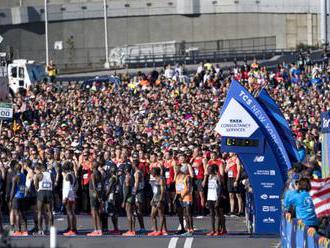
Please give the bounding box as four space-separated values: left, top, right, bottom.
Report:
138 160 149 178
163 159 175 185
192 157 204 180
226 157 239 178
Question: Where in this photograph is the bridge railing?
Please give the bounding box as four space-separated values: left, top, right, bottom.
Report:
281 212 330 248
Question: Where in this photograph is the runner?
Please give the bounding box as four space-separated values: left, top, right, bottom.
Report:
79 149 93 213
175 155 194 236
163 151 176 215
10 163 28 236
122 164 136 236
225 153 243 216
204 165 227 236
190 147 207 215
5 160 16 234
62 161 78 236
148 167 167 236
23 159 38 233
131 154 145 233
87 161 103 236
105 165 121 235
34 163 54 236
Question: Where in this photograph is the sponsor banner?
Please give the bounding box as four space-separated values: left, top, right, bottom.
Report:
321 133 330 178
321 112 330 133
217 80 290 234
260 194 280 200
257 89 300 163
215 98 259 137
253 169 276 176
321 112 330 178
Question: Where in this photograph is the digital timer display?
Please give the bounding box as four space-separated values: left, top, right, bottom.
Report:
226 138 259 147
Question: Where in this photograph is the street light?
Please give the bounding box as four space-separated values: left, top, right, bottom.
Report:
45 0 49 67
321 0 328 53
103 0 110 69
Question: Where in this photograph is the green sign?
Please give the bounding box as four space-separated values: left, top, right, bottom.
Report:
0 102 13 120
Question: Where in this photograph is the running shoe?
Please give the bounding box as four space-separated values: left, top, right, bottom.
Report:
87 230 102 236
153 231 162 236
206 231 215 236
11 231 22 237
64 230 77 236
147 231 157 236
122 231 136 236
20 231 28 236
161 231 169 236
214 230 227 236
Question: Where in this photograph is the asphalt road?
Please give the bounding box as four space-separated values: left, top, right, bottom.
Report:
1 215 280 248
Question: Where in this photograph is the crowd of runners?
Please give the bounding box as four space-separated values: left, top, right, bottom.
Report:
0 55 328 237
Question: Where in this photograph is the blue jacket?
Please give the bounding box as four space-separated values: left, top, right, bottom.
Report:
284 190 319 227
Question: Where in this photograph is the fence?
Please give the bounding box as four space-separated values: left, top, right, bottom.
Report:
11 36 278 72
281 212 330 248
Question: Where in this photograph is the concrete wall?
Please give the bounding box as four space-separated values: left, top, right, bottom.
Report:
0 13 319 69
0 0 323 70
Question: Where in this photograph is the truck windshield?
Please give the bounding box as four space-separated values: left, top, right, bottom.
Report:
26 64 45 83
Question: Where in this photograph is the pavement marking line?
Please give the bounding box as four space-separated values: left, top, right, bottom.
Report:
183 237 194 248
168 237 179 248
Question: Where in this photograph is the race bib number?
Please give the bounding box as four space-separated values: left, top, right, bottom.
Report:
19 185 25 191
228 170 234 178
150 175 155 181
97 183 102 191
176 183 184 192
194 168 199 176
165 171 170 179
152 185 159 195
83 173 89 179
109 193 114 201
42 182 52 189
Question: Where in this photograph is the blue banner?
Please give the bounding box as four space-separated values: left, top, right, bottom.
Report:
321 112 330 178
321 112 330 133
217 80 292 234
257 89 300 163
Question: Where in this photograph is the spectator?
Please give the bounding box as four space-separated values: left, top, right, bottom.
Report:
284 178 319 228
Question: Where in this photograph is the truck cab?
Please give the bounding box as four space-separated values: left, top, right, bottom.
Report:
8 59 46 94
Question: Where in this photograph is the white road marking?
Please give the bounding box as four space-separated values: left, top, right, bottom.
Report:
183 237 194 248
168 224 181 248
168 237 179 248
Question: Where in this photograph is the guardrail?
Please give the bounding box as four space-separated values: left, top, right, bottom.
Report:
124 49 296 69
281 212 330 248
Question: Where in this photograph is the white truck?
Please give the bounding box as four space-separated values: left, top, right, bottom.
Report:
7 59 46 94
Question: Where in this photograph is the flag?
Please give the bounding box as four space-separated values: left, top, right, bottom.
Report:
310 178 330 218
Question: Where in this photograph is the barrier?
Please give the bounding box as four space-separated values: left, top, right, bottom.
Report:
281 213 330 248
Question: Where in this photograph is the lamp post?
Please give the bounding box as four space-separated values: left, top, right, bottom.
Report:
45 0 49 67
103 0 110 69
320 0 328 53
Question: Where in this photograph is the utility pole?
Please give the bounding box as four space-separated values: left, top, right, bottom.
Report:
103 0 110 69
45 0 49 67
320 0 328 53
